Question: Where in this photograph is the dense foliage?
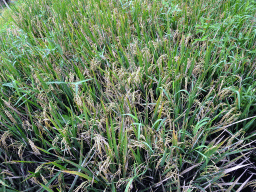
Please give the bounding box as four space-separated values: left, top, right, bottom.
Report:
0 0 256 191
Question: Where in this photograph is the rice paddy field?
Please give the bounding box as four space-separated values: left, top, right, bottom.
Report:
0 0 256 191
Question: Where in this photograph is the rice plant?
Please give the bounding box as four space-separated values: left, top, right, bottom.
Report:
0 0 256 191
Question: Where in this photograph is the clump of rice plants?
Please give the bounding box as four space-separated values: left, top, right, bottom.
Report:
0 0 256 191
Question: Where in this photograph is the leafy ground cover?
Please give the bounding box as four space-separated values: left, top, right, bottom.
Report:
0 0 256 191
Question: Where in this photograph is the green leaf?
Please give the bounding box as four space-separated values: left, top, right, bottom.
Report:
125 178 134 192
